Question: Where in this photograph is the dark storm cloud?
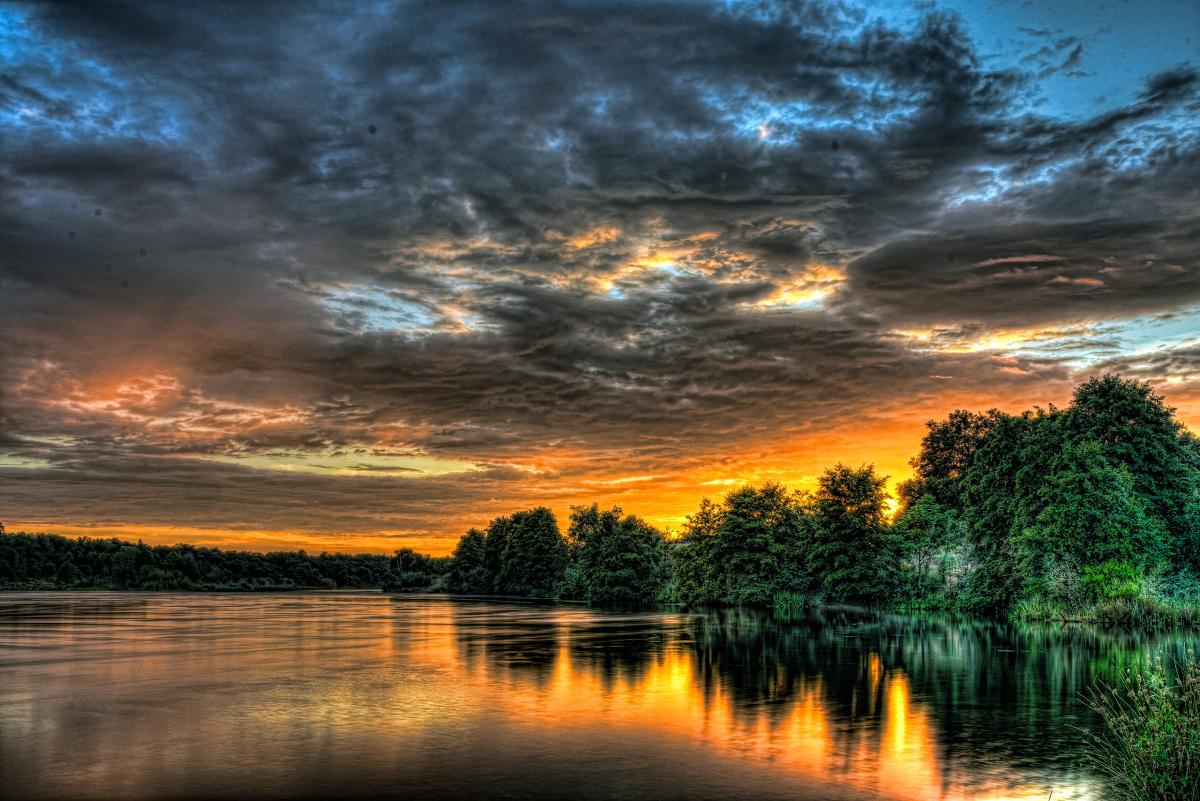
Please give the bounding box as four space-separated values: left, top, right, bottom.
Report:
1 0 1196 536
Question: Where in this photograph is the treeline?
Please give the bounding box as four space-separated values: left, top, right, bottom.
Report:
0 530 413 591
432 374 1200 618
3 375 1198 621
890 374 1200 619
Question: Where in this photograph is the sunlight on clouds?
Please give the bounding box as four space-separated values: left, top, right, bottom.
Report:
567 225 621 249
754 263 846 310
892 307 1200 370
891 324 1097 355
196 447 480 478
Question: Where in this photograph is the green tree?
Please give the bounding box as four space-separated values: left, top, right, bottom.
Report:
448 529 489 593
671 486 809 606
889 493 966 603
1016 440 1167 601
482 514 513 593
957 410 1056 610
496 507 567 597
1066 375 1200 569
671 498 723 605
810 464 890 602
898 409 1006 510
712 483 810 605
568 504 669 604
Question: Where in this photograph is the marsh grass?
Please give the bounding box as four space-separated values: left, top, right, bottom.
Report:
1016 597 1200 629
772 591 809 616
1083 650 1200 800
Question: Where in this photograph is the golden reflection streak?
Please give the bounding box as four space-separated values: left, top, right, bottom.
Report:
391 618 1077 801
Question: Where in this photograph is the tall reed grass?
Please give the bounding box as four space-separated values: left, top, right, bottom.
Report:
1083 650 1200 800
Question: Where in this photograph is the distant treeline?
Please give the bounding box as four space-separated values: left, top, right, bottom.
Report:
0 531 413 591
3 375 1199 622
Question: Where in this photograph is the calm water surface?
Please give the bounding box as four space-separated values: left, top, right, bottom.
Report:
1 593 1196 800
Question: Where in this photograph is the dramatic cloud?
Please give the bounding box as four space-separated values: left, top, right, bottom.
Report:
1 0 1197 551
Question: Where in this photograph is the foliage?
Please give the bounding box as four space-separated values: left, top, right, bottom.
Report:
0 530 401 591
898 409 1005 510
382 548 450 592
566 504 669 604
445 510 570 597
1019 440 1168 576
888 494 970 607
809 464 890 602
447 529 489 593
5 374 1198 620
1083 561 1144 603
1068 375 1200 570
1084 651 1200 801
671 484 811 606
495 507 568 597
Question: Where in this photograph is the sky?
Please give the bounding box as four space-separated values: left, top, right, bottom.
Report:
1 0 1199 555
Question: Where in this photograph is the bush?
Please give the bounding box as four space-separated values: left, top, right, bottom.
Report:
1084 650 1200 800
1083 560 1143 602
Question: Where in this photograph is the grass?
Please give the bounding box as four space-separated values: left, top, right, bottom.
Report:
1082 649 1200 801
1015 596 1200 629
772 591 809 616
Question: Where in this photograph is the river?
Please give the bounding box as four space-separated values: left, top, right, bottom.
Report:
1 592 1195 800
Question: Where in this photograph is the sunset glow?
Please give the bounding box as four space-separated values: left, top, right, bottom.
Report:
2 0 1198 555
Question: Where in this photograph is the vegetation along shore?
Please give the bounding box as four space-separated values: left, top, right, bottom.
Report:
4 375 1199 628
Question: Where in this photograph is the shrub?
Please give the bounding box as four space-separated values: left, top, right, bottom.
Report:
1083 560 1143 602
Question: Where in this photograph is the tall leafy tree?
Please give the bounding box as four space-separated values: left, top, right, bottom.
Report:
496 507 568 597
1018 440 1167 573
1065 375 1200 568
898 409 1006 510
567 505 669 603
671 498 723 605
958 410 1057 610
711 483 811 605
447 528 489 593
482 514 513 593
671 486 809 606
889 493 965 602
810 464 889 602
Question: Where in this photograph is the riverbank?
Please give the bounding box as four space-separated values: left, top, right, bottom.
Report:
1015 596 1200 629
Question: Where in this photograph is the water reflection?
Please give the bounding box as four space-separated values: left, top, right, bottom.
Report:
1 593 1195 801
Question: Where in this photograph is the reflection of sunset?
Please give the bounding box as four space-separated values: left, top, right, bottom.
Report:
4 595 1137 800
376 603 1084 801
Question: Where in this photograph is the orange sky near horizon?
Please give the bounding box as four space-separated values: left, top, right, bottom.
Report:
9 381 1196 557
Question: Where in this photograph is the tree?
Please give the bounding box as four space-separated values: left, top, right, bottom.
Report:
1015 440 1168 600
671 498 723 605
568 504 669 604
672 484 810 606
1066 374 1200 569
482 514 513 593
496 507 568 597
712 483 810 605
889 493 966 603
810 464 890 602
447 529 489 594
898 409 1006 510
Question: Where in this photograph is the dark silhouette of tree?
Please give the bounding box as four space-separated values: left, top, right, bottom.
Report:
567 504 669 603
496 507 567 597
448 529 489 593
810 464 890 602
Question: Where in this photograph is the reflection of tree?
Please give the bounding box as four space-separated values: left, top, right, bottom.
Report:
448 599 562 687
441 598 1198 792
685 605 1200 790
563 613 678 691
